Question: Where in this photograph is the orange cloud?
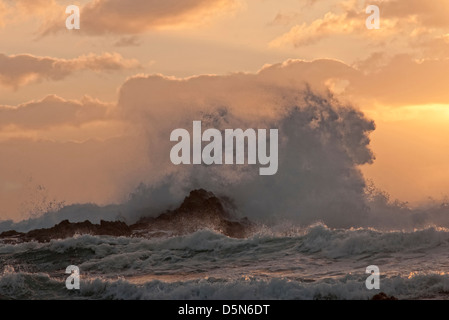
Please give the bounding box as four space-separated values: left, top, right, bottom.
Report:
0 95 112 130
0 53 140 88
270 12 365 47
232 56 449 107
375 0 449 28
270 0 449 52
348 54 449 106
42 0 240 35
0 1 8 28
13 0 59 14
0 0 62 27
114 36 142 47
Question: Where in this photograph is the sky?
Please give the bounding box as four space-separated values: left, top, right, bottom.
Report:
1 0 449 221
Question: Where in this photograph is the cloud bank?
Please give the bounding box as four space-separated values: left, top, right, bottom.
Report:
270 0 449 55
41 0 240 36
0 95 111 130
0 52 140 88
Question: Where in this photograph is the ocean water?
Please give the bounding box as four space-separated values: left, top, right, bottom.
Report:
1 223 449 300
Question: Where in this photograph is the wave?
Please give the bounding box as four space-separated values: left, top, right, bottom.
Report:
2 225 449 299
294 223 449 258
2 226 449 276
78 273 449 300
1 268 449 300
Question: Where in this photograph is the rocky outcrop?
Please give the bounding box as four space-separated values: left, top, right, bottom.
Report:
0 220 131 243
0 189 253 243
131 189 252 238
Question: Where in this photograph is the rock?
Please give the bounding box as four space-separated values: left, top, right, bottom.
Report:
130 189 253 238
0 189 253 243
0 230 23 237
0 219 132 243
371 292 398 300
0 230 24 244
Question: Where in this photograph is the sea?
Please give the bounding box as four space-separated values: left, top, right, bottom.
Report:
1 223 449 300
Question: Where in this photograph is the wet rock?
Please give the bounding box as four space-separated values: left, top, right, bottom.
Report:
0 219 131 243
130 189 253 238
371 292 398 300
0 189 253 243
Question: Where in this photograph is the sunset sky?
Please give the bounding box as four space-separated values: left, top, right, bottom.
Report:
1 0 449 221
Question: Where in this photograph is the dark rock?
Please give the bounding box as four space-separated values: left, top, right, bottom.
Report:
371 292 398 300
0 219 132 243
0 230 24 244
130 189 253 238
0 230 24 237
0 189 253 243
